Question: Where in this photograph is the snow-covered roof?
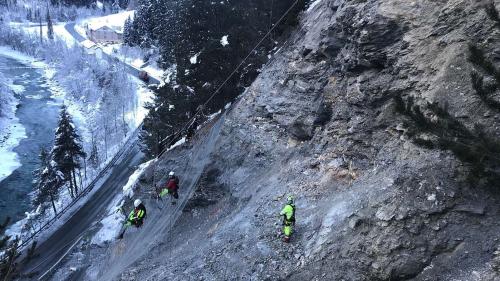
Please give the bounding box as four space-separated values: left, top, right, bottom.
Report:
84 10 134 34
88 24 123 34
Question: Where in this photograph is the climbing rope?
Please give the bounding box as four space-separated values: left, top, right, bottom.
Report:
150 0 302 192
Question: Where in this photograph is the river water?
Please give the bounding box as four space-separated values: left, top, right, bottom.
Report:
0 55 60 227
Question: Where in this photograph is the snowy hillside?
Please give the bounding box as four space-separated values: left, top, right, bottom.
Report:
2 0 500 281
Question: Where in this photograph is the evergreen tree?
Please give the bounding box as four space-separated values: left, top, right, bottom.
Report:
34 148 63 215
140 84 197 157
134 0 154 47
137 0 308 155
52 106 86 198
0 217 20 281
46 8 54 40
123 16 132 46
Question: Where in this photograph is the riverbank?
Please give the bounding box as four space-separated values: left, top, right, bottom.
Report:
0 44 150 248
0 73 26 184
0 48 65 238
0 47 91 240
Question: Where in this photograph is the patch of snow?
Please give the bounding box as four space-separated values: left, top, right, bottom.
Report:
123 160 154 198
10 23 77 47
220 35 229 47
190 52 200 64
0 46 40 64
427 194 436 201
307 0 323 12
207 110 222 121
141 65 163 82
91 208 123 246
131 58 144 68
91 159 154 245
25 94 43 100
130 77 154 127
8 83 25 94
169 137 186 151
81 40 96 49
74 24 87 40
90 194 124 246
0 91 26 183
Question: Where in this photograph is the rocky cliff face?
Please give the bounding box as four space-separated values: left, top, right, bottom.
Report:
113 0 500 280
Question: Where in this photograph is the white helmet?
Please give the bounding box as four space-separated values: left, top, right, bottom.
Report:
169 171 175 176
134 199 142 207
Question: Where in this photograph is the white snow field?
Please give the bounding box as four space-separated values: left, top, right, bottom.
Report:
9 22 78 47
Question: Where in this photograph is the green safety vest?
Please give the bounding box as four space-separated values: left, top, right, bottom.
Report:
128 209 145 221
280 204 295 224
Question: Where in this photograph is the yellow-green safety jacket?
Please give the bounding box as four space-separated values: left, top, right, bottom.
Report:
280 204 295 226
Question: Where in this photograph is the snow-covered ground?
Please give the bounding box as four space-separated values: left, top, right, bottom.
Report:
129 77 154 128
99 43 166 83
92 159 154 246
9 22 77 47
0 74 26 183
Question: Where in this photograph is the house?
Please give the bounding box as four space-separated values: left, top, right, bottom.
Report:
86 24 123 44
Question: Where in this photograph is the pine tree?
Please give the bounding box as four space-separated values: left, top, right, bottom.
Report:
46 7 54 40
134 0 154 47
140 84 197 157
34 147 63 215
52 106 86 198
123 16 132 46
0 217 20 281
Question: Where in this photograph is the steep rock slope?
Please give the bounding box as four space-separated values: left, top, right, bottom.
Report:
115 0 500 280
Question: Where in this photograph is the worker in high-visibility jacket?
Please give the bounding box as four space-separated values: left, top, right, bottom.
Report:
127 199 147 227
280 195 296 243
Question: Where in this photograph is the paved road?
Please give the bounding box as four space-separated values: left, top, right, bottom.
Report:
64 23 161 85
19 140 144 280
